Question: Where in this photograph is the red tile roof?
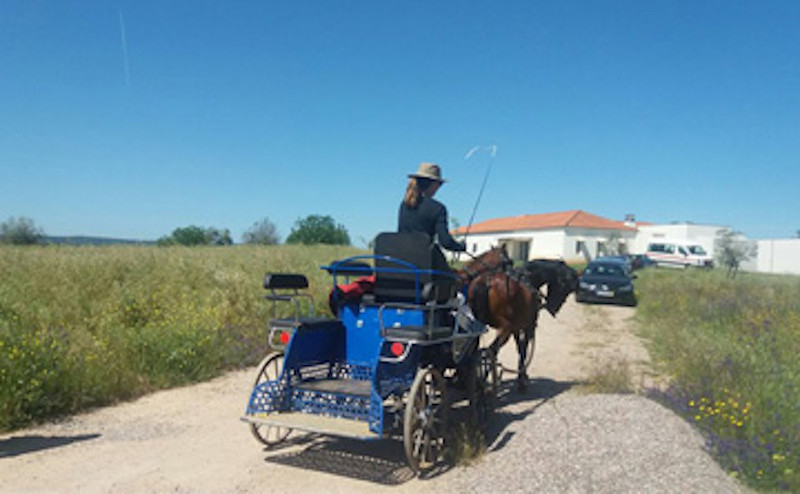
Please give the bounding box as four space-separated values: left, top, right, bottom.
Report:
453 210 637 235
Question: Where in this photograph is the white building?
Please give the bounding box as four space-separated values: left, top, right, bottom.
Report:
755 239 800 275
452 210 637 264
452 210 799 275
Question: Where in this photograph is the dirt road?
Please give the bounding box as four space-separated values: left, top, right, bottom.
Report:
0 300 745 493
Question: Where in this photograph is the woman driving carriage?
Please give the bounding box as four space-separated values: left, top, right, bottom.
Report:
398 162 466 255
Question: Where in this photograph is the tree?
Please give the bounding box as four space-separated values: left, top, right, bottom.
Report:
285 215 350 245
242 218 280 245
0 216 44 245
715 228 755 278
157 225 232 246
207 228 233 246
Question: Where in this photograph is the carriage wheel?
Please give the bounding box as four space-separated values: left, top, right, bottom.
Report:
474 349 499 426
404 367 449 473
250 352 292 446
499 330 536 376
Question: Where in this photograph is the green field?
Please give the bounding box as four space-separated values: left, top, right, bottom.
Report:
2 246 798 491
636 268 800 491
0 244 363 431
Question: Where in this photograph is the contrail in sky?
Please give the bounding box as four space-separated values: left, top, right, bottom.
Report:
118 8 130 86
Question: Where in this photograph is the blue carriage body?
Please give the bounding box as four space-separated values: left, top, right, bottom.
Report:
243 232 482 439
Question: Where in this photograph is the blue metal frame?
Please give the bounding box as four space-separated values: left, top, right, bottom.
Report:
245 253 477 439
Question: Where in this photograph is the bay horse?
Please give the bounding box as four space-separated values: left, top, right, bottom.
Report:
459 247 578 391
459 246 537 391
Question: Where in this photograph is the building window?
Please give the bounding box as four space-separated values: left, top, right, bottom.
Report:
575 241 585 254
518 241 530 262
472 243 478 253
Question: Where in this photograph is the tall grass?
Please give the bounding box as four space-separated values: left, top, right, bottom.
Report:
0 244 363 431
636 268 800 491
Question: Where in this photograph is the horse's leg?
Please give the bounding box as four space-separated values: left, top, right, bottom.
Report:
489 330 511 362
514 330 529 392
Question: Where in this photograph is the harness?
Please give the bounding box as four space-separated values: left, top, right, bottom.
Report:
463 250 543 308
461 249 514 283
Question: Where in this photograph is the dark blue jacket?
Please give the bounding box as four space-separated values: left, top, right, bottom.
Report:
398 196 466 252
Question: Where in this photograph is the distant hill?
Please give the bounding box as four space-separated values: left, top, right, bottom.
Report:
44 236 156 246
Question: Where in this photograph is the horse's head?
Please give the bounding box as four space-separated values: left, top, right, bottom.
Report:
461 245 512 280
523 259 579 316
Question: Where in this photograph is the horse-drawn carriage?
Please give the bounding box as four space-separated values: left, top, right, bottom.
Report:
241 232 498 472
241 232 577 473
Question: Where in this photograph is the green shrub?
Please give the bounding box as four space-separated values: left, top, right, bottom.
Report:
0 244 363 431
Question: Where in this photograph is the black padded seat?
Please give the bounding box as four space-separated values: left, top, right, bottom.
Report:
384 325 452 341
373 232 457 304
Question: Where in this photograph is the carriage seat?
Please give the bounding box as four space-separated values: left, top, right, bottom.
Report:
372 232 458 304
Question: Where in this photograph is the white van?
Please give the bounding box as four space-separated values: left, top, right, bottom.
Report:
645 241 714 268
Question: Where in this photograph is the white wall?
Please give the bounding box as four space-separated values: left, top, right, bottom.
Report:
461 233 499 257
519 230 564 259
756 239 800 275
457 229 565 261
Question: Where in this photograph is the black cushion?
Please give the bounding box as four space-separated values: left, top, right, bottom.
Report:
373 232 457 303
263 273 309 290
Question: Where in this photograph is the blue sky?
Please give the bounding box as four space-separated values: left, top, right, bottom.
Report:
1 1 798 245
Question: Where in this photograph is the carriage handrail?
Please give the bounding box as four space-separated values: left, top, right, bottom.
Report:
262 272 316 352
265 292 314 319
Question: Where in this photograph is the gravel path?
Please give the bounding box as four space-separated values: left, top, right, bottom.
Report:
439 393 745 494
0 300 748 493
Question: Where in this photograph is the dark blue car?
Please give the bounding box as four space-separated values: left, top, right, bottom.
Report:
630 254 656 270
576 259 637 306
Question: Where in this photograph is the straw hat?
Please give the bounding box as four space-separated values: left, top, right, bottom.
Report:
408 162 446 182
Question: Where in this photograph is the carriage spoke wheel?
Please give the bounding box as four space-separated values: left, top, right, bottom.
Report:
474 349 499 426
404 367 449 473
499 330 536 376
250 352 292 446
